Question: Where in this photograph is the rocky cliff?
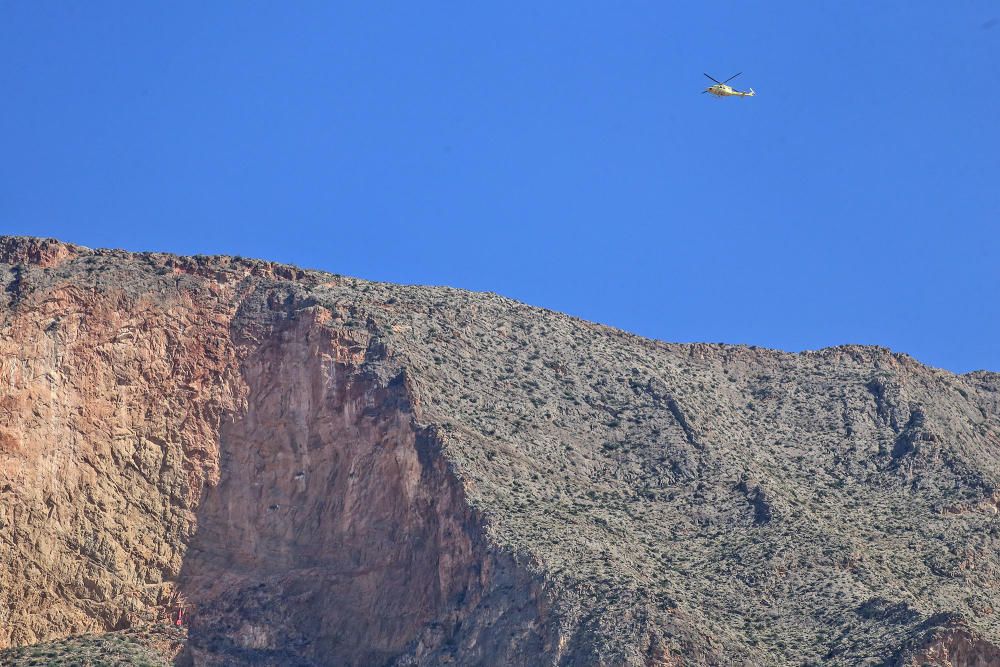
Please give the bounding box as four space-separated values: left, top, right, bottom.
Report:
1 236 999 666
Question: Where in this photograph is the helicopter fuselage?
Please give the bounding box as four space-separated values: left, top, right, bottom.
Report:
705 83 755 97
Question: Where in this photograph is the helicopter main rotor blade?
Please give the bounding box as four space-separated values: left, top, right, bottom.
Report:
703 73 722 84
722 72 742 84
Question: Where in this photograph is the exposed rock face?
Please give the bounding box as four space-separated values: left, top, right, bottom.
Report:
0 241 244 646
1 236 1000 665
181 310 544 665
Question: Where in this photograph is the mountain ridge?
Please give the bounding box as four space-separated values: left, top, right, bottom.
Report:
3 234 983 376
1 235 999 665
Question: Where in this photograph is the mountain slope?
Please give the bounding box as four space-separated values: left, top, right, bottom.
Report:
1 236 998 665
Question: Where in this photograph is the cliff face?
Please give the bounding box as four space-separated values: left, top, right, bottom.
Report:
180 308 545 666
1 236 999 666
0 240 243 645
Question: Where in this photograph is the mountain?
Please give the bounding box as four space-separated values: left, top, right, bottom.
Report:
1 236 999 666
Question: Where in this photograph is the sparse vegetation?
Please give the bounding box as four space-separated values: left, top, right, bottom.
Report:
0 626 184 666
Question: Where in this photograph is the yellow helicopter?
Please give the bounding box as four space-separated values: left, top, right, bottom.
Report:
702 72 755 98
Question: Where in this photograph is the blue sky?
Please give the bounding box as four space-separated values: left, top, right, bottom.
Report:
2 2 998 372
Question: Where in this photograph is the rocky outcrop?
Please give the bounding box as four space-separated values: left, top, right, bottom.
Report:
180 307 547 666
883 615 1000 667
2 236 1000 665
0 240 244 646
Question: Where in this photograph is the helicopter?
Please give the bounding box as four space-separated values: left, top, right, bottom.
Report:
702 72 755 98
